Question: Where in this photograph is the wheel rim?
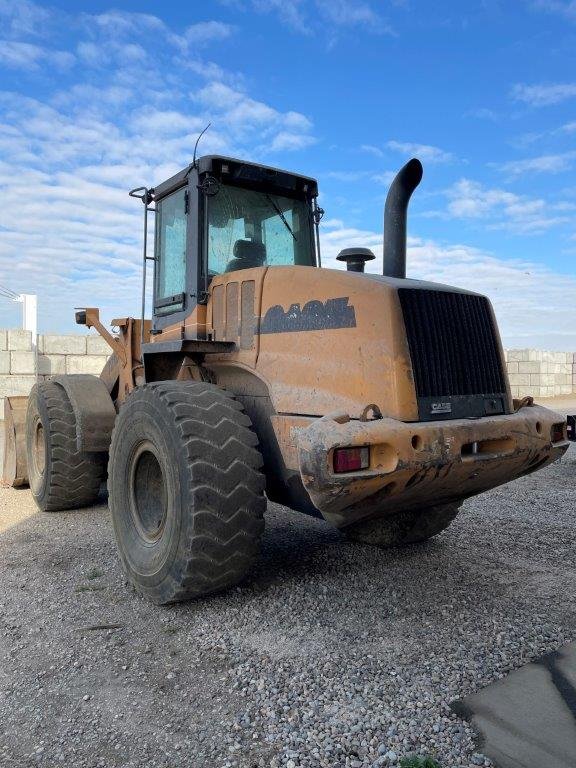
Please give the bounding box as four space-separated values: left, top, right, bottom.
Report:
33 417 46 476
129 441 168 543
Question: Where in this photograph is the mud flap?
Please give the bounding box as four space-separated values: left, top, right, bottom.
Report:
1 396 29 488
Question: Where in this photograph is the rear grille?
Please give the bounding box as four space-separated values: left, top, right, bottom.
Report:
398 288 508 420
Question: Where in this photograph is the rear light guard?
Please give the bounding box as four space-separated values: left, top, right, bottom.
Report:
332 442 399 474
330 418 562 476
333 446 370 474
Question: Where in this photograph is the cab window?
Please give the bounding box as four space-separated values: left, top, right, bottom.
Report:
154 187 187 314
207 184 313 277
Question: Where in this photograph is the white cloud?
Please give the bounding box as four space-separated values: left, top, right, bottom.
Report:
315 0 394 33
181 20 233 44
195 82 242 109
76 9 235 71
183 58 243 87
284 111 313 131
512 82 576 107
0 1 573 351
252 0 309 34
360 144 385 158
0 39 74 70
268 131 317 151
371 171 397 186
169 21 235 52
240 0 393 36
53 83 134 109
431 178 573 234
77 11 166 70
193 82 316 152
0 7 317 332
89 10 165 38
499 151 576 176
510 121 576 148
531 0 576 22
320 220 576 349
361 140 454 164
387 140 454 163
130 108 203 136
76 36 147 68
0 0 51 38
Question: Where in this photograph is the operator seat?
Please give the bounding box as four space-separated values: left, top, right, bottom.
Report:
225 239 266 272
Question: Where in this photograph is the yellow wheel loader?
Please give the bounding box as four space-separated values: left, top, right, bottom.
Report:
6 155 568 604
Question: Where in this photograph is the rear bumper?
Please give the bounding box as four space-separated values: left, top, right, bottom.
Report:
295 405 568 529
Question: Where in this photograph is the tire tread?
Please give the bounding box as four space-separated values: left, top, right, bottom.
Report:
108 380 265 603
29 381 105 512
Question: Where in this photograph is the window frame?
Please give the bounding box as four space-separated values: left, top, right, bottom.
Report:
151 164 318 334
152 168 202 333
202 179 317 283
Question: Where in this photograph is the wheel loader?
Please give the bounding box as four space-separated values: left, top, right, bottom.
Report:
4 154 568 604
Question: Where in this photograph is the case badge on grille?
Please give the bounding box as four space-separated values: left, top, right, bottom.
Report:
431 402 452 414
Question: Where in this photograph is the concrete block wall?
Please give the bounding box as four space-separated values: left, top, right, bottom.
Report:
505 349 575 399
0 329 110 415
1 328 576 416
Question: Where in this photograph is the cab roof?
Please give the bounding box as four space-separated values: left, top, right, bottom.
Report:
152 155 318 201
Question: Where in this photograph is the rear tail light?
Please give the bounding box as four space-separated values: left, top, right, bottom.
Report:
551 422 567 443
333 446 370 473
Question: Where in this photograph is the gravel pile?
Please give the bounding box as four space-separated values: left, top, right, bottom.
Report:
1 444 575 768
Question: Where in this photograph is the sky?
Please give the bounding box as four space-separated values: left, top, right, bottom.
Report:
0 0 575 348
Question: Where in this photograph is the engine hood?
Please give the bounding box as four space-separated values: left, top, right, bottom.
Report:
255 265 419 420
207 264 510 422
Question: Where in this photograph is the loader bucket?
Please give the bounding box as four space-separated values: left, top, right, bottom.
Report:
1 396 29 488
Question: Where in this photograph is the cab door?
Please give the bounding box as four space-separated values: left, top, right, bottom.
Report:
153 185 188 340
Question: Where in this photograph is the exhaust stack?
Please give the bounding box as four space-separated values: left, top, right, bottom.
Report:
382 158 423 278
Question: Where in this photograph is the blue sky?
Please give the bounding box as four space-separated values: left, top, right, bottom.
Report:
0 0 575 347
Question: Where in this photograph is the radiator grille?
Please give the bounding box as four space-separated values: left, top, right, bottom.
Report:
398 289 507 399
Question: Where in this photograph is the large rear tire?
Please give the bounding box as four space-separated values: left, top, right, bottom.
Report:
344 503 461 547
107 381 266 604
26 381 106 512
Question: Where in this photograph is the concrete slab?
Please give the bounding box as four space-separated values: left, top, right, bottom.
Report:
7 329 32 351
40 334 86 355
537 396 576 417
86 335 112 355
9 351 36 375
452 641 576 768
37 354 66 375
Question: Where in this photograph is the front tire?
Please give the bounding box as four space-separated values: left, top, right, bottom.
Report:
344 503 461 547
107 381 266 604
26 381 106 512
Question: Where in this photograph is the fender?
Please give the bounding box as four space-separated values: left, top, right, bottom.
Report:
52 374 116 452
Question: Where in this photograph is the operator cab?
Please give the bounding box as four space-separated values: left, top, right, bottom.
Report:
147 155 320 333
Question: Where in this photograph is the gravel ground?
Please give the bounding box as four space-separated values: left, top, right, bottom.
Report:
1 444 575 768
